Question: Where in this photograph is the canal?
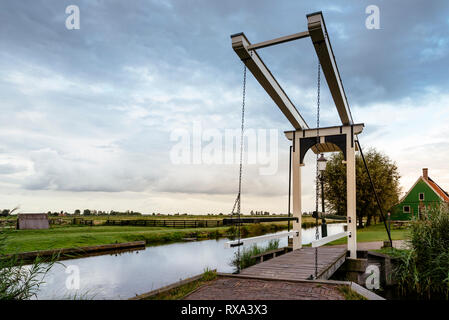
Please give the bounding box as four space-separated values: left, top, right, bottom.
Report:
33 223 346 299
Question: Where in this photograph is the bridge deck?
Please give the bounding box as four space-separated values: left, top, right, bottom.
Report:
240 247 347 280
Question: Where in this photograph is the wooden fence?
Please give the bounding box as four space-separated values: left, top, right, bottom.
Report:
105 219 223 228
48 218 223 228
0 219 16 229
49 218 94 226
222 217 298 225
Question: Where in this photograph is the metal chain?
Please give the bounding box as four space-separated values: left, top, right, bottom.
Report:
232 62 247 273
237 65 246 215
314 43 322 279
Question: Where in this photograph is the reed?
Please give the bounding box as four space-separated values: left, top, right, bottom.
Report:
393 205 449 299
230 239 280 271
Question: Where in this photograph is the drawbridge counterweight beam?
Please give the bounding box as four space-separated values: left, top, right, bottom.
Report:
231 33 309 130
231 11 354 128
247 31 310 51
307 12 353 125
230 12 359 258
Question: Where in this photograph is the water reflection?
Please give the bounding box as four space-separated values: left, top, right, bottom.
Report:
34 223 346 300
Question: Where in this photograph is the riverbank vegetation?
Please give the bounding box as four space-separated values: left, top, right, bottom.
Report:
143 268 218 300
0 214 344 223
337 285 367 300
1 222 289 255
0 230 56 299
2 212 347 255
230 239 280 271
391 206 449 299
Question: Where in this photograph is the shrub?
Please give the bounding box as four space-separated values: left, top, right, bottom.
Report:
226 226 237 239
394 205 449 299
240 225 249 237
230 239 279 272
201 268 217 281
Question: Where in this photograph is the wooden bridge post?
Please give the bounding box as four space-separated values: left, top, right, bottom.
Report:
292 133 302 250
346 126 357 258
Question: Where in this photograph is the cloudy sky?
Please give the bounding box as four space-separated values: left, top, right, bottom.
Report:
0 0 448 214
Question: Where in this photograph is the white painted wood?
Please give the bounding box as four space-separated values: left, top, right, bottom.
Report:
284 124 364 141
231 33 308 130
350 282 385 300
345 126 357 258
247 31 310 51
292 134 302 250
307 12 353 126
311 231 350 247
224 230 299 248
230 12 363 259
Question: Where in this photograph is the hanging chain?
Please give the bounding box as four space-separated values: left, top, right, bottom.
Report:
237 65 246 215
232 62 247 273
232 64 247 214
314 43 322 279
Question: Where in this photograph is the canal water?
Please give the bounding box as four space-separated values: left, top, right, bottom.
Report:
33 223 346 300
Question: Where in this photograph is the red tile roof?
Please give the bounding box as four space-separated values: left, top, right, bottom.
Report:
425 176 449 202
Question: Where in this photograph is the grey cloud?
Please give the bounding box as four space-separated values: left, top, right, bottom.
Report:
23 148 160 192
0 163 26 174
1 0 449 201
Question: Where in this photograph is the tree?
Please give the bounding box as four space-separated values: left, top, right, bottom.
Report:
1 207 19 217
83 209 91 216
323 148 400 227
74 209 81 215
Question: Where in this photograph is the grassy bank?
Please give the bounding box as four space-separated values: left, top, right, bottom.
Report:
326 223 409 246
0 222 289 255
143 269 218 300
337 285 367 300
1 214 343 224
0 213 348 255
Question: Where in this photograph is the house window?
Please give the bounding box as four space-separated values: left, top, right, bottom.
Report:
419 193 425 201
403 205 411 213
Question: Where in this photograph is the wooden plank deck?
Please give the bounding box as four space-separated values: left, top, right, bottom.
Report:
240 247 347 280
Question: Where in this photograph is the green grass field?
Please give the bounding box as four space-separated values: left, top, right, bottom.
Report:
1 214 337 222
327 223 410 245
0 213 407 255
0 225 232 254
0 221 293 254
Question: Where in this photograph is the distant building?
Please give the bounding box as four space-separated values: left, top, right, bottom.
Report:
17 213 50 230
390 168 449 220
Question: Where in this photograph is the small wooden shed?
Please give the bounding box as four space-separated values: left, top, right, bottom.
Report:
17 213 49 230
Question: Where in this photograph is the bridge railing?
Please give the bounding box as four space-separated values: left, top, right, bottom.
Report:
224 230 299 248
311 231 351 247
